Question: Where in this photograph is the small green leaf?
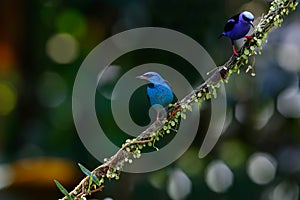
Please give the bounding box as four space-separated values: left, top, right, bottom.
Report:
78 163 92 176
257 27 263 33
54 180 73 200
78 163 101 186
170 121 176 126
92 174 101 186
241 54 248 60
181 113 186 120
257 39 262 46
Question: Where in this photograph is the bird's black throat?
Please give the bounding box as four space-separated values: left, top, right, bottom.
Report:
148 83 154 88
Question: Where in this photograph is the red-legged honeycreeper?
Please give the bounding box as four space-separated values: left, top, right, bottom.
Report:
219 11 254 56
136 72 174 108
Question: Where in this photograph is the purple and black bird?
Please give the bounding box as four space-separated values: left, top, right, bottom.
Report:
219 11 254 56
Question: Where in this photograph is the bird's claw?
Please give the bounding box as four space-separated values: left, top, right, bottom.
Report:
233 50 239 56
232 45 239 56
244 35 253 39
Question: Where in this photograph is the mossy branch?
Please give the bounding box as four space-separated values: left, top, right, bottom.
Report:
57 0 298 199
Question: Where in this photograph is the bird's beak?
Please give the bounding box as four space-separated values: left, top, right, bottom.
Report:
249 21 254 28
136 75 147 80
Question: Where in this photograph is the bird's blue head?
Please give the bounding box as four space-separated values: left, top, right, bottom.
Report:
136 72 167 85
240 11 254 27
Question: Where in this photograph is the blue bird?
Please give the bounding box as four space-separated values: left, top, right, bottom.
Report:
220 11 254 56
136 72 174 108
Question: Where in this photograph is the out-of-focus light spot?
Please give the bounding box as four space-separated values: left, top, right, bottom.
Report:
149 170 167 189
0 164 13 189
167 168 192 200
235 101 275 127
255 101 274 129
37 72 67 107
97 65 122 100
277 43 300 72
82 19 106 50
0 43 16 72
46 33 79 64
103 198 114 200
284 23 300 44
0 82 17 115
247 153 277 185
277 22 300 72
176 148 204 177
221 108 233 134
277 86 300 118
219 140 246 168
235 103 247 123
56 9 87 38
10 158 79 186
205 160 233 193
271 181 299 200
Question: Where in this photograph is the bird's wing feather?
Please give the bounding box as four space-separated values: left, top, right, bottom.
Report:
172 92 178 104
163 80 178 103
224 13 240 32
147 83 154 104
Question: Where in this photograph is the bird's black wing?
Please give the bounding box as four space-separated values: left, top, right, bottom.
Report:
146 83 154 104
172 93 178 104
224 13 240 32
163 80 178 104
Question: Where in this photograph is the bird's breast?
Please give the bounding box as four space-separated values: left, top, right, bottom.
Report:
227 22 251 40
147 84 174 107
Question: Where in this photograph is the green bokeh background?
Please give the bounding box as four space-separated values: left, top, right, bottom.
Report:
0 0 299 199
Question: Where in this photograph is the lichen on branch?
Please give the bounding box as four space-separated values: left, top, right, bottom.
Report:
56 0 298 199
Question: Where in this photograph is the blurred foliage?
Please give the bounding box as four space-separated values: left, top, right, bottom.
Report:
0 0 299 199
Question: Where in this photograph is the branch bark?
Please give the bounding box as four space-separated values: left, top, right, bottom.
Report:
58 0 298 199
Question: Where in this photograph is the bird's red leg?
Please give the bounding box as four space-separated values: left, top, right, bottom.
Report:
231 40 239 56
244 35 253 39
232 44 238 56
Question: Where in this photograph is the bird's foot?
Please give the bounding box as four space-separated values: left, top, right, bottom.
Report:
232 44 239 56
233 48 239 56
244 35 253 39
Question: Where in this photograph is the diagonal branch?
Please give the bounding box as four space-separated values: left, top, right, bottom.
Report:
57 0 298 199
